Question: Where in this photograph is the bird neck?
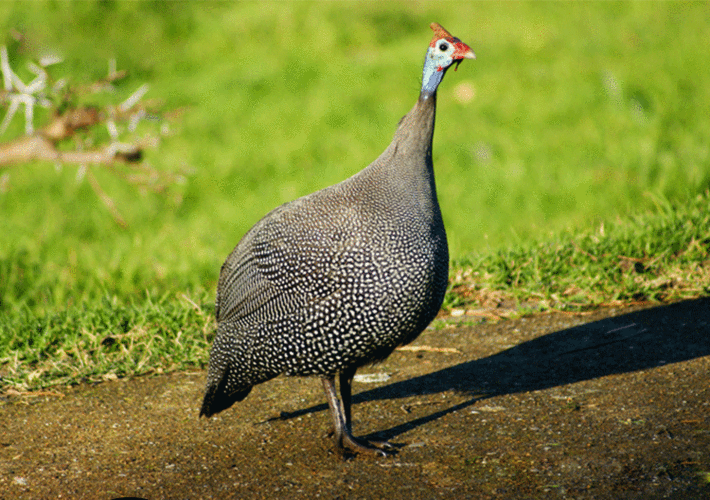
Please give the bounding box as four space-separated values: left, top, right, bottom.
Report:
420 47 450 99
356 89 441 224
392 92 437 157
384 93 440 220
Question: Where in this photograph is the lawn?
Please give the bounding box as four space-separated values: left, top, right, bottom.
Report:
0 1 708 390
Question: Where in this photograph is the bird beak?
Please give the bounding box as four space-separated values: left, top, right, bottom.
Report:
453 41 476 61
461 48 476 60
451 41 475 71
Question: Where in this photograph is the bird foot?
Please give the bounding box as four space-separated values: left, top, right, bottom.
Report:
338 433 397 457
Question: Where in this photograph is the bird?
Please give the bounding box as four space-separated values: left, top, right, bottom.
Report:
200 22 475 456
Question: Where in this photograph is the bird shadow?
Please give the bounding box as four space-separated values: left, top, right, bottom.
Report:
276 297 710 442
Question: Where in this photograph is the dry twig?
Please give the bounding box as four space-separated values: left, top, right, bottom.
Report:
0 46 184 227
396 345 461 354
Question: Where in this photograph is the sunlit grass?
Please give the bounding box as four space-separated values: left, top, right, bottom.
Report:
0 292 214 391
0 2 709 390
2 191 708 392
446 191 710 316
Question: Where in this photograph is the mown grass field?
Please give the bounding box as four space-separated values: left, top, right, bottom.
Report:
1 2 708 390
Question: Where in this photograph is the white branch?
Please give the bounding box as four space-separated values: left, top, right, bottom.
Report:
119 84 149 112
1 46 12 91
0 97 19 135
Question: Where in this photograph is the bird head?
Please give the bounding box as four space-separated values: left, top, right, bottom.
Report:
428 22 476 72
421 23 475 96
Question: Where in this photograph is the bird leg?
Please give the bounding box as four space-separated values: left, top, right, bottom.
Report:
321 374 395 457
339 370 396 453
338 370 355 435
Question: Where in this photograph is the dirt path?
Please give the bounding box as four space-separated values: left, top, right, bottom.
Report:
2 299 709 499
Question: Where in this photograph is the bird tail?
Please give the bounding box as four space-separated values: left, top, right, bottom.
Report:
199 363 252 418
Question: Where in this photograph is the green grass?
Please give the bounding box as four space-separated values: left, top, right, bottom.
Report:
447 191 710 316
3 191 708 392
1 293 213 391
0 2 709 391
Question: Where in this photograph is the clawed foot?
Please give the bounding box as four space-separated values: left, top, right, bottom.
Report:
327 425 397 456
342 434 397 457
331 431 397 457
321 376 399 458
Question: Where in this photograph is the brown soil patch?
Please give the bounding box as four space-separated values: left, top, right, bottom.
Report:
2 299 709 499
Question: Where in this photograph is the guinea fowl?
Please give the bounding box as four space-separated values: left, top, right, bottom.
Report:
200 22 475 456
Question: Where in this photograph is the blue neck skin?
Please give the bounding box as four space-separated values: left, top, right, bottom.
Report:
420 47 450 100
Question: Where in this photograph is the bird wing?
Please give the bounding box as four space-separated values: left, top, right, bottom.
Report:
215 193 363 326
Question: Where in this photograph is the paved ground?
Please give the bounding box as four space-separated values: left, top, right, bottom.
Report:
1 298 709 499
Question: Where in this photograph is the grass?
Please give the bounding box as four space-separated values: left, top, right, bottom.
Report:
3 190 708 392
1 293 213 391
446 191 710 317
0 2 709 391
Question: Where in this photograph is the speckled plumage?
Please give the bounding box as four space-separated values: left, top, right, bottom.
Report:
201 23 474 455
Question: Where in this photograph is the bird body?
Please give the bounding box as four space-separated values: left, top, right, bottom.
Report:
201 23 474 455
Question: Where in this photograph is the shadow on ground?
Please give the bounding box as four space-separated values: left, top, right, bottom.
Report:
283 298 710 443
1 299 708 499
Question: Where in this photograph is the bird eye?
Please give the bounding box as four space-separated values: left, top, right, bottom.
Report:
439 42 449 51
